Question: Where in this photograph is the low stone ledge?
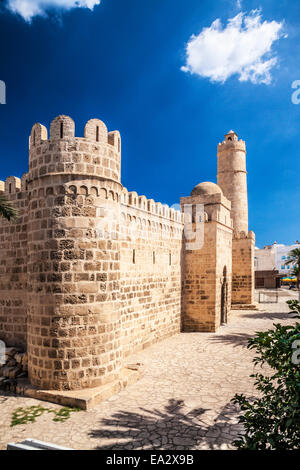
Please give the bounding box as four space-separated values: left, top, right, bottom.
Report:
231 303 259 310
14 366 142 411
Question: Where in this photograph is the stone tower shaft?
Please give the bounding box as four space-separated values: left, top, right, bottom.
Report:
217 131 248 234
26 115 123 391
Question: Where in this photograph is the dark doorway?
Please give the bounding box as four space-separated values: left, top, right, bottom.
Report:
221 266 228 325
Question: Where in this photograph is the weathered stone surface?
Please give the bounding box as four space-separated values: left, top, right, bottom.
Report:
0 121 254 394
0 296 296 451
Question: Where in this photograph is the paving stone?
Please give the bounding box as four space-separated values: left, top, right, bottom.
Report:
0 295 296 450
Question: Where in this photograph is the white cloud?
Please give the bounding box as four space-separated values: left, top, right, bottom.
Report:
181 10 286 85
6 0 101 21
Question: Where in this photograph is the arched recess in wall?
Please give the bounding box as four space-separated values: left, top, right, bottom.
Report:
99 188 107 199
79 186 88 196
69 185 77 195
57 186 66 195
90 187 98 196
46 187 53 196
108 190 115 201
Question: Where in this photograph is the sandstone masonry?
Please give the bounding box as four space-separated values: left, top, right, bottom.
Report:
0 118 255 394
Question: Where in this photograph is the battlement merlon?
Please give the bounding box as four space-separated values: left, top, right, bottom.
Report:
27 115 122 185
0 176 22 195
29 115 121 151
121 187 184 224
233 229 255 241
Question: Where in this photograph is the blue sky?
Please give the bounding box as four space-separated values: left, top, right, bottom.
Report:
0 0 299 247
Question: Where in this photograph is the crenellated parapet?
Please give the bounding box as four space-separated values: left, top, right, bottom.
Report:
119 187 183 240
118 188 184 242
28 115 121 186
1 176 21 194
217 130 246 154
122 188 183 223
233 229 255 241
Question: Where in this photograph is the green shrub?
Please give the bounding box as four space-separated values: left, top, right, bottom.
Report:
232 300 300 450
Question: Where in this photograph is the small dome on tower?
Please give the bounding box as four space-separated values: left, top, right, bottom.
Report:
191 182 223 197
225 130 238 142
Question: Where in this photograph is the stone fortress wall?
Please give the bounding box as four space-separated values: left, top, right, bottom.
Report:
0 115 184 391
0 176 28 348
0 117 255 395
118 188 183 358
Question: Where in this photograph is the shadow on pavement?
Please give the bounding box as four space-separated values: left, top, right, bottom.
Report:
89 398 243 450
208 333 252 348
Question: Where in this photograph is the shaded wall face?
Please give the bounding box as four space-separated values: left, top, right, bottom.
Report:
181 192 233 333
119 210 183 357
182 222 218 332
0 187 28 348
215 225 232 327
232 236 255 305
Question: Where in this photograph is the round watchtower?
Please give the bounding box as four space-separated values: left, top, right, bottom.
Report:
217 131 248 234
26 115 122 391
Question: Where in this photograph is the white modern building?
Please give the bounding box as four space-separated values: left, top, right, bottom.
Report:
255 242 299 275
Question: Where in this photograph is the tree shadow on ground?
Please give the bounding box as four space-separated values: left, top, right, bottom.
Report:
208 333 252 348
242 311 292 321
89 398 243 450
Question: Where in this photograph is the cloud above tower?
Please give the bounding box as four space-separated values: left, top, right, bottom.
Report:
181 10 286 85
5 0 101 21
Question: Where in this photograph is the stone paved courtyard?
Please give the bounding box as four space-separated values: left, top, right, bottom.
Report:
0 290 297 451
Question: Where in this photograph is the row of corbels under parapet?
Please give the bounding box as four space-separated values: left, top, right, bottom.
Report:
0 176 184 225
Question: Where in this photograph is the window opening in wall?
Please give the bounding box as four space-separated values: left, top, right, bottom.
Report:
153 251 155 264
33 130 36 146
96 126 99 142
169 252 172 265
133 249 136 264
60 122 64 139
9 183 12 194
